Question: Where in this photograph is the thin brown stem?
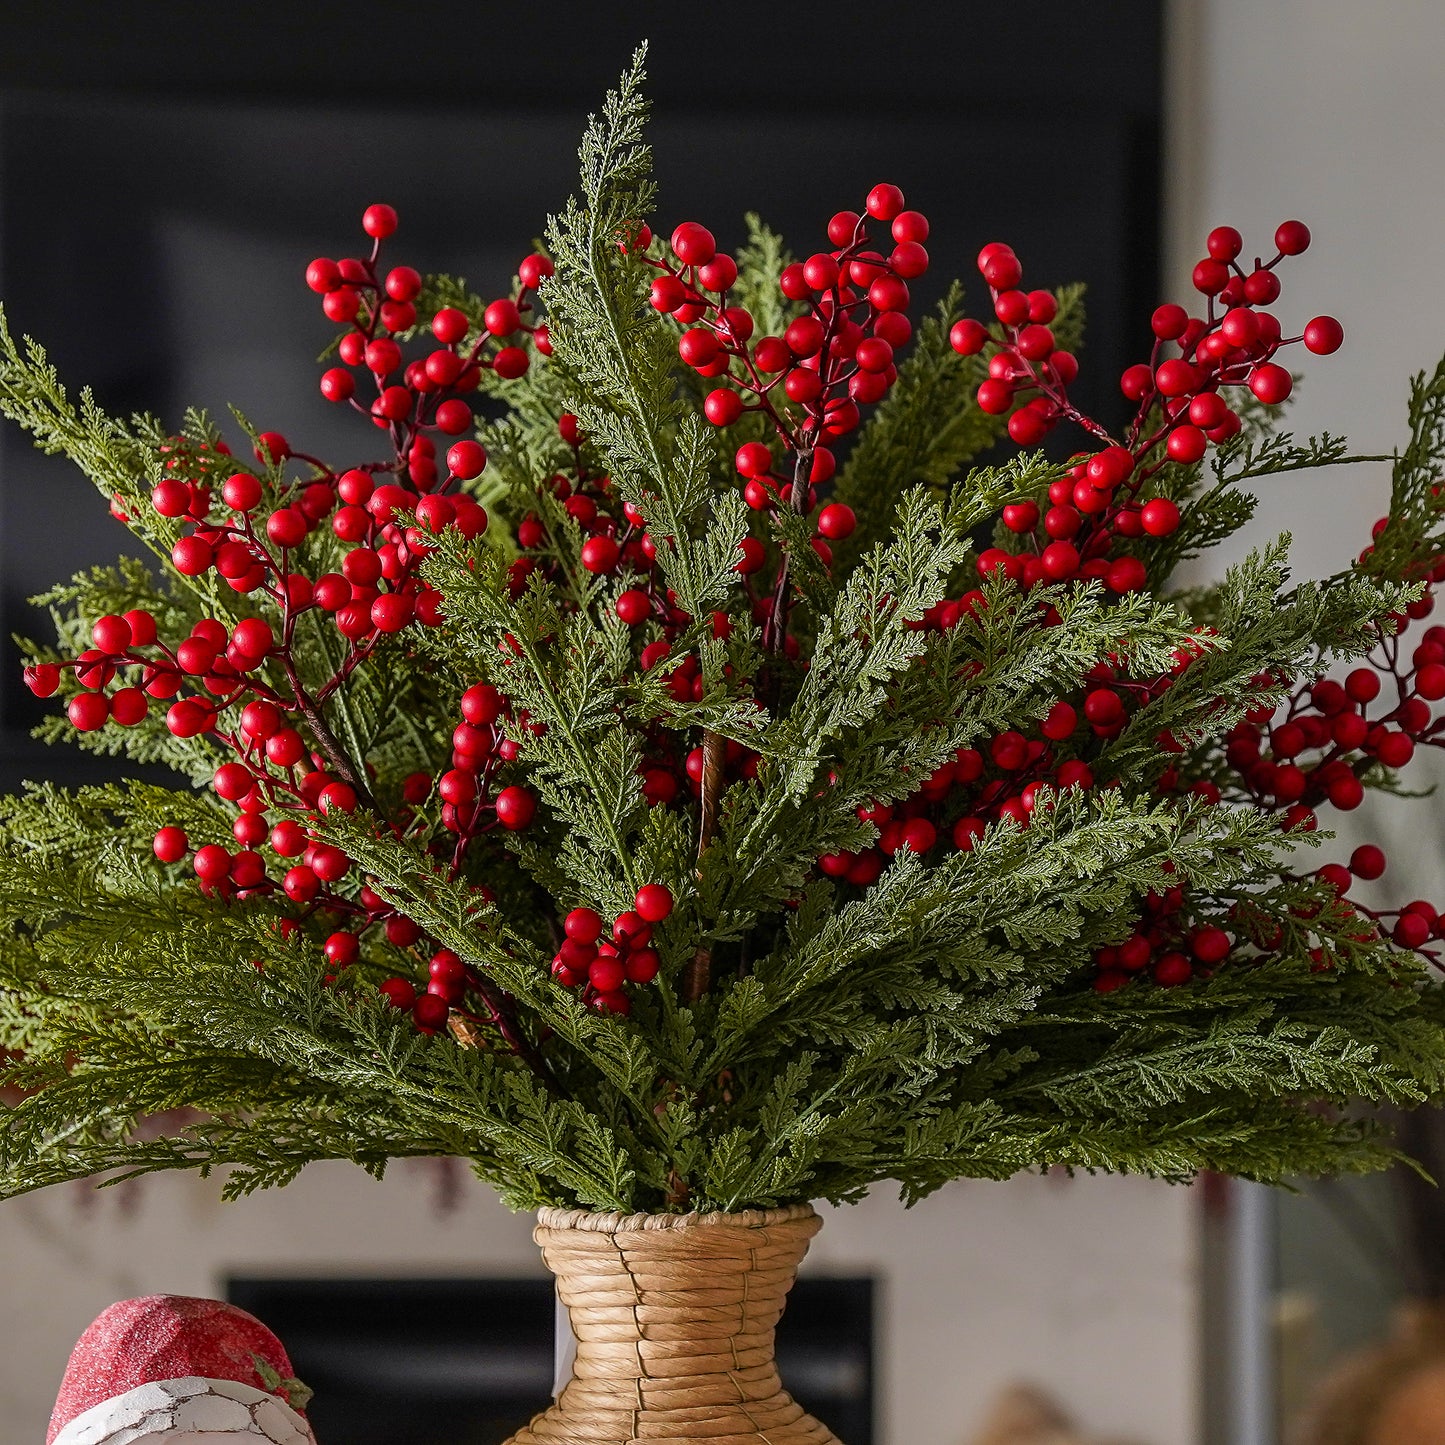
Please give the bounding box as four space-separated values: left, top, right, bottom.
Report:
682 730 727 1006
470 972 566 1099
762 446 814 655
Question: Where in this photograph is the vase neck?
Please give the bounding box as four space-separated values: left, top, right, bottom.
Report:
530 1207 832 1442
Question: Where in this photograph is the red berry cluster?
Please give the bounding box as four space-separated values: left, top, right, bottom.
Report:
548 885 674 1016
1217 585 1445 954
651 183 926 633
817 639 1208 903
950 224 1342 595
511 413 643 594
803 219 1442 994
20 205 579 1042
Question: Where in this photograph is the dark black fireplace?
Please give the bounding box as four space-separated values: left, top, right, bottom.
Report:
228 1274 875 1445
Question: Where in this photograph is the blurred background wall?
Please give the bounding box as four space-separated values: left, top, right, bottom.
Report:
1 2 1444 1442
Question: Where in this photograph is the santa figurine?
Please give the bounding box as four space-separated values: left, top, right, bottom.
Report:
47 1295 315 1444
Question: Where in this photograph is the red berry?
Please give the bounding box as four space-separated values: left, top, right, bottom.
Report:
1041 701 1077 740
1243 269 1281 306
581 536 621 574
1395 912 1431 949
735 537 766 574
266 508 308 549
865 183 905 221
435 399 473 432
508 252 552 293
589 956 626 993
1206 226 1243 262
447 440 487 479
1344 668 1380 704
1166 426 1207 465
565 907 603 944
193 844 231 882
1328 773 1365 810
993 289 1029 326
1249 364 1292 405
950 318 988 356
1008 407 1051 447
412 993 450 1030
634 884 673 923
1107 556 1147 593
484 298 521 336
495 785 536 830
817 504 856 540
1416 662 1445 700
704 389 744 426
1041 540 1079 580
1303 316 1344 355
213 762 252 801
171 535 214 576
1191 926 1232 964
1192 259 1230 295
1141 498 1181 536
319 367 354 403
613 911 652 947
123 609 158 647
1350 844 1387 880
110 688 148 726
91 613 134 654
1002 501 1039 534
1151 304 1189 341
270 820 306 856
616 590 651 625
305 257 342 293
979 247 1022 291
670 223 716 266
1084 688 1124 727
153 826 188 862
367 593 411 633
1120 364 1154 402
232 618 274 659
1376 731 1415 768
67 693 109 731
324 933 360 968
432 307 468 344
362 203 398 238
1153 952 1193 987
976 380 1013 415
1156 360 1198 398
438 768 477 806
1275 220 1311 255
380 977 417 1010
1218 307 1258 349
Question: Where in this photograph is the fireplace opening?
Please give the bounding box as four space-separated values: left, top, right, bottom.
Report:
228 1274 875 1445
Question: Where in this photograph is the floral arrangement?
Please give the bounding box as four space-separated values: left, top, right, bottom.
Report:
1 51 1443 1214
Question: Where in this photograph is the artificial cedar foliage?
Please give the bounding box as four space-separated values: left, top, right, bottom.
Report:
0 48 1444 1214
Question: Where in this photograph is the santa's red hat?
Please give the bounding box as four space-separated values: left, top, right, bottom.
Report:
48 1295 315 1444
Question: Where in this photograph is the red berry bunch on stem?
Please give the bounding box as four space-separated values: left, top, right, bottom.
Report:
952 223 1344 593
19 205 680 1040
652 183 926 649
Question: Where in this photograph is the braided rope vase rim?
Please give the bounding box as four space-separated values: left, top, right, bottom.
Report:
535 1202 817 1233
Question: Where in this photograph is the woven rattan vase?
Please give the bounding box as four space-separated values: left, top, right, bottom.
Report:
507 1202 842 1445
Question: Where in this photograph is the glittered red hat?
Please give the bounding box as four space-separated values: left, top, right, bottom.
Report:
47 1295 315 1444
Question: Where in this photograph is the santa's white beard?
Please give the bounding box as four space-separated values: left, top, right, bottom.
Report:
51 1377 313 1445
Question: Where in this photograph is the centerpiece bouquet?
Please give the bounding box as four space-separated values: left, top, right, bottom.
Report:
4 49 1445 1445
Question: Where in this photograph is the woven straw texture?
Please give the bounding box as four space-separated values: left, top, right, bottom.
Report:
507 1204 842 1445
